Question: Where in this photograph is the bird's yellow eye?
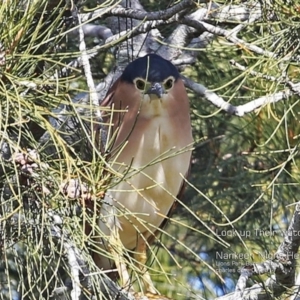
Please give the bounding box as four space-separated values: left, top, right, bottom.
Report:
164 78 174 90
135 79 146 90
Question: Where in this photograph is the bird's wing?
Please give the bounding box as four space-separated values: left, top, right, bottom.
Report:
146 162 191 246
100 78 119 107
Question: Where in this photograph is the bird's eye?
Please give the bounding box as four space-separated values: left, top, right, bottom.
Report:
135 79 146 90
164 78 174 90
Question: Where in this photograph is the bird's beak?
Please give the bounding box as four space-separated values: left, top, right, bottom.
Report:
146 82 164 99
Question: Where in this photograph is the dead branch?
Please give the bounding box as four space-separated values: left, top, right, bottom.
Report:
215 203 300 300
182 75 292 117
80 0 198 22
2 1 300 299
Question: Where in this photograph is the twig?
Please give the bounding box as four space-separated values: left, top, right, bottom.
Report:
156 6 209 59
62 1 264 80
49 210 138 300
69 24 113 40
49 213 83 300
172 56 196 66
230 59 300 97
216 203 300 300
58 18 177 79
181 17 275 58
80 0 198 22
206 2 262 23
77 8 102 121
182 75 292 117
104 17 177 47
230 60 279 82
234 268 252 299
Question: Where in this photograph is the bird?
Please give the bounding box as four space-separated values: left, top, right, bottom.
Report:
94 53 193 295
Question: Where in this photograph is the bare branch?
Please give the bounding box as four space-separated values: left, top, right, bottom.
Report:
216 203 300 300
181 17 275 58
230 60 279 82
69 24 113 40
234 268 252 299
49 211 135 300
80 0 198 22
62 234 82 299
77 9 102 121
157 7 209 59
103 18 177 47
230 59 300 97
206 2 262 23
182 75 292 116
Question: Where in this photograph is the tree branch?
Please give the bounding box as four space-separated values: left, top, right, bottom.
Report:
80 0 198 22
69 24 113 40
206 2 262 23
77 9 102 121
181 17 275 58
182 75 292 116
216 203 300 300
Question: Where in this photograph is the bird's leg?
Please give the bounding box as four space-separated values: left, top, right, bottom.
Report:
108 226 132 291
135 237 158 295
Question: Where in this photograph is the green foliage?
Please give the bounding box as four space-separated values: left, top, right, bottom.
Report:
0 1 110 299
1 0 300 299
147 2 300 299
